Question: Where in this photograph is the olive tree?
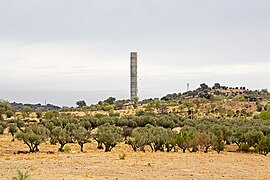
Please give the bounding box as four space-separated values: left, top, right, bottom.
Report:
73 126 91 152
257 135 270 156
244 130 264 149
175 130 196 153
94 123 122 152
127 126 151 152
21 106 33 118
16 124 48 153
211 128 225 153
196 133 212 153
51 127 72 152
9 123 18 141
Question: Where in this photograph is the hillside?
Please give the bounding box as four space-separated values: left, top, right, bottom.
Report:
65 83 270 121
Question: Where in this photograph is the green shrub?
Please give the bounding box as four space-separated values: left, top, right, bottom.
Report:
259 111 270 120
102 105 115 111
6 110 14 118
36 111 42 119
63 145 71 153
12 170 30 180
257 135 270 156
109 111 120 117
119 151 127 160
44 110 59 119
239 143 250 153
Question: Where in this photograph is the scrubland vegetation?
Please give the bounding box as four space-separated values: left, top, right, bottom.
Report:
1 84 270 179
1 83 270 156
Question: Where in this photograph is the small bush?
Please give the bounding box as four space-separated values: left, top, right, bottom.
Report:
12 170 30 180
63 145 71 153
44 110 59 119
6 110 14 118
119 151 127 160
36 111 42 119
259 111 270 120
239 143 250 153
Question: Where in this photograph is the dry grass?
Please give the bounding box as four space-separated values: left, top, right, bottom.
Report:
1 134 270 179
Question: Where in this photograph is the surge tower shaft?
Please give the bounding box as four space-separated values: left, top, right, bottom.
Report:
130 52 138 100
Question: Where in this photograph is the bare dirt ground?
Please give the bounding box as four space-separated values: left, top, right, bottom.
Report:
1 134 270 180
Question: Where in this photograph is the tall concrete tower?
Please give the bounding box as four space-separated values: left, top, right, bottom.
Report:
130 52 138 100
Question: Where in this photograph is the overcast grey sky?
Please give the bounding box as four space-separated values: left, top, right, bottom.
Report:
1 0 270 106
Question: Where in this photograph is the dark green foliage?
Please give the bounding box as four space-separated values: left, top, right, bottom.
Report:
6 110 14 118
9 123 18 141
1 105 270 156
79 119 92 131
128 126 151 152
51 127 72 152
135 109 145 116
128 125 177 152
257 135 270 155
163 129 177 152
211 127 225 153
94 123 122 152
239 143 250 152
16 120 25 131
259 111 270 120
231 127 247 150
156 116 176 128
73 126 91 152
76 100 87 107
102 105 115 111
44 110 59 119
175 129 196 153
244 131 264 148
21 106 33 117
16 125 48 153
36 111 42 118
103 97 116 105
147 125 172 152
122 126 133 140
43 118 79 150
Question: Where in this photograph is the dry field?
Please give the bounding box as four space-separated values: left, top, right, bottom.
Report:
0 134 270 180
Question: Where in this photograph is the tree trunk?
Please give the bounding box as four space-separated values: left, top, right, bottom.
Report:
97 142 103 149
105 144 111 152
34 144 40 152
183 148 186 153
25 141 34 153
204 146 209 153
59 144 65 152
80 144 84 152
131 145 137 152
149 144 154 152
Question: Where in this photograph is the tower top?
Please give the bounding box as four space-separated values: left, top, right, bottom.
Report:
130 52 137 58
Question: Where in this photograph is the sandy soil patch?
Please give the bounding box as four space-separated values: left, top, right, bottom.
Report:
0 134 270 179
